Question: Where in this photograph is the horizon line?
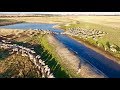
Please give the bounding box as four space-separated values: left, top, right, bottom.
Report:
0 12 120 15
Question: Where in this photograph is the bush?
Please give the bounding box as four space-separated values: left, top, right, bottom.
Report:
106 41 110 49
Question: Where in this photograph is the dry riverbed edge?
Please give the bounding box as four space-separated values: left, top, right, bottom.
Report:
47 34 106 78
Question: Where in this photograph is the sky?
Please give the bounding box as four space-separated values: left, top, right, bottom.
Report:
0 12 120 15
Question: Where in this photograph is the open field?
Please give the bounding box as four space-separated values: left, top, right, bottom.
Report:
1 15 120 78
0 19 24 26
59 16 120 63
2 16 120 27
71 16 120 28
0 16 75 24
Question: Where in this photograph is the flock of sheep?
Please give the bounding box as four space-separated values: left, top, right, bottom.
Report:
0 40 54 78
62 27 107 40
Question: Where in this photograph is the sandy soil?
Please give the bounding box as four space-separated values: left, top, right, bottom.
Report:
47 34 106 78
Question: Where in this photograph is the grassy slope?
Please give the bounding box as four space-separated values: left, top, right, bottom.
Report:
22 33 81 78
13 34 70 78
0 29 71 78
39 35 81 78
33 35 70 78
39 35 71 78
0 52 41 78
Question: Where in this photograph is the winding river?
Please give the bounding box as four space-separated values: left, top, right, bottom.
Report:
1 23 120 78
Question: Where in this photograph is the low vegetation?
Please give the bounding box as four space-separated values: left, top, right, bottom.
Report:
59 20 120 62
1 15 120 78
0 30 70 78
0 52 41 78
21 34 70 78
0 19 24 26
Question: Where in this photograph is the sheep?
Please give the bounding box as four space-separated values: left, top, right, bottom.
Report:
0 41 55 78
36 55 41 59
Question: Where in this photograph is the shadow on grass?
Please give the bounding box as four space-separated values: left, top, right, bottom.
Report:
12 41 70 78
0 67 18 78
0 49 10 61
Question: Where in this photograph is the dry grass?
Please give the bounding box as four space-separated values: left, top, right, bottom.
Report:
59 16 120 62
71 16 120 28
1 16 120 77
0 28 25 36
0 16 75 24
0 53 41 78
0 29 70 78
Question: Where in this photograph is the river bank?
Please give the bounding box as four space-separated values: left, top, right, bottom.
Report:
0 23 115 78
0 19 24 26
47 34 106 78
0 28 105 78
54 24 120 65
67 35 120 64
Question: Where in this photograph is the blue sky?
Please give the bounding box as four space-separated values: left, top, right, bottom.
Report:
0 12 120 15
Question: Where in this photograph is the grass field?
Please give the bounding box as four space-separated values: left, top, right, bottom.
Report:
60 20 120 46
25 34 70 78
0 51 42 78
59 16 120 61
0 16 75 24
0 18 24 26
70 16 120 28
0 29 70 78
1 15 120 77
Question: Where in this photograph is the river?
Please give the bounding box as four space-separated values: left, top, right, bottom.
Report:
0 23 120 78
